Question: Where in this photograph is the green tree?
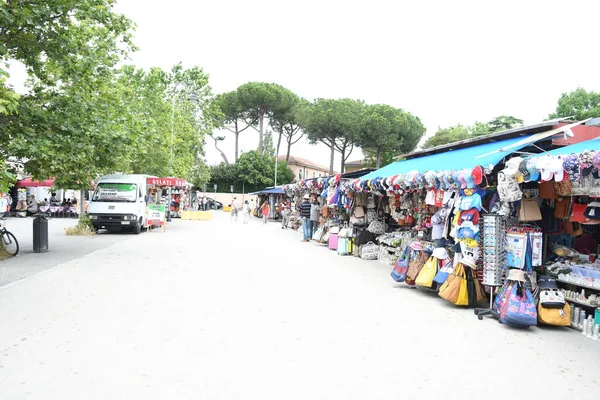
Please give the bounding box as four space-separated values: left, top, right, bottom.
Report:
237 82 296 154
271 97 308 163
358 104 425 168
300 98 364 174
549 88 600 121
422 124 470 149
487 115 524 131
213 90 253 163
0 0 135 191
363 149 397 169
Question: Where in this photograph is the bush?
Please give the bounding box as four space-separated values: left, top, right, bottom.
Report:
65 215 96 236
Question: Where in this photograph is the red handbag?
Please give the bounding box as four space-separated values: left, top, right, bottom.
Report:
570 203 587 223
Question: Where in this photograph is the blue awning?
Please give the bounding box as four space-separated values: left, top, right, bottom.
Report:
360 134 536 180
259 187 285 195
544 137 600 156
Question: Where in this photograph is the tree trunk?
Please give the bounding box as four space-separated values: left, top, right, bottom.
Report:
376 146 382 169
340 147 345 174
234 121 239 162
211 135 229 165
276 131 283 158
286 137 292 162
258 113 264 154
329 142 335 175
79 189 85 217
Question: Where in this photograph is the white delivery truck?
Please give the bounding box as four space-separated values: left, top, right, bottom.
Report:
88 174 152 234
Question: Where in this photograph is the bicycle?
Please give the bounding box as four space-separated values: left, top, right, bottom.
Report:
0 217 19 256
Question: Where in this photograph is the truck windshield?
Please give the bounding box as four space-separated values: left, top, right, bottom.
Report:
92 183 138 202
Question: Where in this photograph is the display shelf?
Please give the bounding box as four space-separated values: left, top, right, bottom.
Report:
557 279 600 291
565 298 598 308
567 324 583 332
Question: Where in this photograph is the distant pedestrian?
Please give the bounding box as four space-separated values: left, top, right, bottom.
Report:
242 200 251 224
260 201 270 224
309 197 320 238
202 196 208 211
231 197 239 222
281 203 291 229
299 194 312 242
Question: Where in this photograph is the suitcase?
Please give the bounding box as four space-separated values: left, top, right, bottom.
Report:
328 233 339 250
338 237 349 255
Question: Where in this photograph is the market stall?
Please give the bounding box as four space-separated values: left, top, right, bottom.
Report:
146 177 192 220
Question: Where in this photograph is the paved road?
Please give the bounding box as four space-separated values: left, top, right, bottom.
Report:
1 212 599 399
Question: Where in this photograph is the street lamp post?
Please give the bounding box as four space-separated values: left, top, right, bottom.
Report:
167 91 198 222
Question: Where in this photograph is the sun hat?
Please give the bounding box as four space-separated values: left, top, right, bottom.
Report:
507 268 527 282
432 247 449 260
460 256 478 269
458 208 480 225
562 153 580 182
452 170 462 188
551 155 565 181
410 241 423 251
303 194 310 199
457 170 468 189
593 151 600 169
536 155 557 181
518 159 531 182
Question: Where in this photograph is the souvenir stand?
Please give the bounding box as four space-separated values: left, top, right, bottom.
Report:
145 177 191 221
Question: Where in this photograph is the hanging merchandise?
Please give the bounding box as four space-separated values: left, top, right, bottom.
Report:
391 247 411 282
497 168 523 202
415 255 439 288
405 246 429 286
505 232 527 268
482 214 506 287
518 198 542 222
439 262 467 305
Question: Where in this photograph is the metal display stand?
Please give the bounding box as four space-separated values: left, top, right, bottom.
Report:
475 214 507 321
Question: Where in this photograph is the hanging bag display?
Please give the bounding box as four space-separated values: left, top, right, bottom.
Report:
555 181 572 197
538 181 558 199
569 203 588 223
367 219 385 235
415 255 438 288
405 251 429 285
438 263 465 304
433 259 454 285
554 197 572 219
519 198 542 222
312 225 325 242
391 247 411 282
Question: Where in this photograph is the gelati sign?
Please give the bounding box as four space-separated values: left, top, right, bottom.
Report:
146 177 185 187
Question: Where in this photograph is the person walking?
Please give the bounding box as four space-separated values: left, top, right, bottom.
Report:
202 196 208 211
260 201 270 224
242 200 251 224
231 197 239 222
309 197 320 238
281 203 291 229
299 194 312 242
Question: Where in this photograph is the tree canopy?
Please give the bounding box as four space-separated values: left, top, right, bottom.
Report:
549 87 600 121
300 98 364 174
358 104 425 168
422 115 523 149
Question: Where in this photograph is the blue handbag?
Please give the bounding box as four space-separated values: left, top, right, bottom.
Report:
500 282 538 328
433 259 452 285
391 247 410 282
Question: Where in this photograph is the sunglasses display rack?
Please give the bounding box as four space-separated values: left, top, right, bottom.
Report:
482 214 507 287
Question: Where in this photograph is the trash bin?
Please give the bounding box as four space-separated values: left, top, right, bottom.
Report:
33 214 49 253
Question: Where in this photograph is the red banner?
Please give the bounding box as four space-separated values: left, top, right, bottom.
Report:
146 177 186 187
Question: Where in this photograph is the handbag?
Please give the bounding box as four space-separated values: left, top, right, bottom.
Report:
539 289 565 308
570 203 587 223
329 226 340 235
554 197 571 219
312 226 325 242
415 256 438 287
391 247 411 282
501 282 538 327
350 216 366 226
367 219 385 235
438 263 465 304
366 209 377 224
433 259 453 285
555 180 572 196
455 271 469 306
359 242 379 260
353 206 365 218
519 198 542 222
538 181 558 199
537 302 571 326
405 251 428 285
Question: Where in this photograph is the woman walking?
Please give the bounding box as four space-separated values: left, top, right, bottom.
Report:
260 201 270 224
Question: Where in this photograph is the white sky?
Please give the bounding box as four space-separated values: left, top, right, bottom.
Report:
10 0 600 169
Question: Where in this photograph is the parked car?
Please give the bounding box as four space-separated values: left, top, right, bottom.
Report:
204 197 223 210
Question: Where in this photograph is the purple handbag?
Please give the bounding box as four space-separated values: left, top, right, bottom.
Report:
391 247 410 282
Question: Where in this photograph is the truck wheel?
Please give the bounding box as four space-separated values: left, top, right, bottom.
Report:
133 222 141 235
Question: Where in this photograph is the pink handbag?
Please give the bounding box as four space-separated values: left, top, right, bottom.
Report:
328 233 339 250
